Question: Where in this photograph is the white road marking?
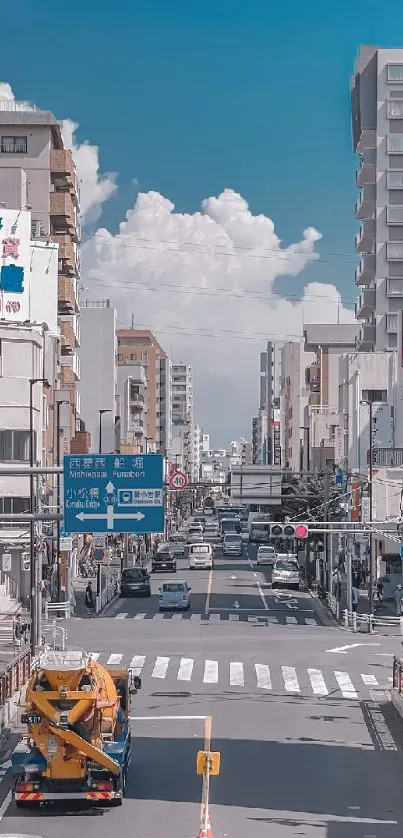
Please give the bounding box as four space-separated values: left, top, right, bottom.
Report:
115 612 128 620
334 671 358 699
129 655 146 675
361 674 378 686
229 613 240 621
177 657 194 681
308 668 328 696
285 615 297 624
209 613 221 622
107 653 123 665
248 555 269 609
134 613 147 620
89 652 100 661
0 790 11 823
326 643 380 654
282 666 300 692
171 614 183 620
203 660 219 683
152 656 170 678
130 715 207 721
255 664 272 690
305 618 317 625
190 613 201 621
154 613 165 619
230 662 244 686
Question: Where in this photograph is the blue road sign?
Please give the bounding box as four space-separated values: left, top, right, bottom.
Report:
63 453 164 534
400 544 403 561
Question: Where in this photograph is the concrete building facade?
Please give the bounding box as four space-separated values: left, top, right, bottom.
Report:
280 340 314 471
78 300 119 455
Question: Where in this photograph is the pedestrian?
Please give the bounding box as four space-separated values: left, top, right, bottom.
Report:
395 584 403 616
85 581 94 617
351 586 359 613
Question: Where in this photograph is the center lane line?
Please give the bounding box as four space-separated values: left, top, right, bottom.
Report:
247 555 269 610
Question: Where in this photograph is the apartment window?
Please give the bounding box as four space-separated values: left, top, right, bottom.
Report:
1 135 27 153
387 135 403 154
386 314 398 332
361 390 387 403
388 100 403 118
388 65 403 82
0 430 35 462
389 333 398 348
387 170 403 189
387 242 403 260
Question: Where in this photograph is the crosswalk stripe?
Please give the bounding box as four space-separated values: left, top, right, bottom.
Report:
115 613 128 620
177 658 194 681
334 671 358 699
255 664 271 690
134 613 147 620
154 613 165 619
152 657 170 678
107 654 123 665
230 662 244 686
229 614 240 622
282 666 300 692
305 618 317 625
209 614 221 622
171 614 183 620
129 655 146 675
308 668 328 696
361 674 378 686
89 653 100 661
190 614 201 621
204 660 218 684
285 616 297 624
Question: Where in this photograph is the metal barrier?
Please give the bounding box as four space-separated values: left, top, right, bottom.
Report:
343 609 403 633
0 647 31 709
44 601 71 620
40 620 67 651
96 580 117 614
326 593 339 619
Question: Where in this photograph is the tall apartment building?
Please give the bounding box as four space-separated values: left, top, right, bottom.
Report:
78 300 120 454
352 47 403 354
171 363 196 480
0 98 81 451
280 341 314 471
116 329 172 455
257 341 282 465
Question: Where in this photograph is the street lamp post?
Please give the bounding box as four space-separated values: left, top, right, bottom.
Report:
29 377 49 656
56 399 68 602
361 393 381 617
300 426 310 472
97 410 112 599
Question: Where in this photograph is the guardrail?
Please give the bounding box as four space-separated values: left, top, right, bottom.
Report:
343 609 403 633
0 647 31 709
392 656 403 692
326 592 340 619
96 580 117 613
44 601 71 620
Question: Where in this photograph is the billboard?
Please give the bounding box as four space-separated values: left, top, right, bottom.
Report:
0 208 58 329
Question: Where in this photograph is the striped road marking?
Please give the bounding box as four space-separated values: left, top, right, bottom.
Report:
107 654 123 665
203 660 219 684
361 674 378 686
285 616 297 624
255 664 272 690
334 671 358 699
177 658 194 681
89 653 100 661
129 655 146 675
282 666 300 692
134 613 147 620
229 614 240 622
308 668 329 696
230 662 244 686
152 657 170 679
115 613 128 620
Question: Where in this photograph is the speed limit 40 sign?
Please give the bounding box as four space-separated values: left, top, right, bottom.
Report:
169 470 189 490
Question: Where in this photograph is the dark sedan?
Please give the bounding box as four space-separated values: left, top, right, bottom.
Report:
120 567 151 597
152 550 177 573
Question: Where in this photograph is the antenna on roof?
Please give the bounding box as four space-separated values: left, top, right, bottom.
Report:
131 313 135 329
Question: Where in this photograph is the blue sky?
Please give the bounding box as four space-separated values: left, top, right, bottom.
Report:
3 0 401 305
3 0 403 440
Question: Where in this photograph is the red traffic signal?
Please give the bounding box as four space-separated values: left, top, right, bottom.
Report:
295 524 308 539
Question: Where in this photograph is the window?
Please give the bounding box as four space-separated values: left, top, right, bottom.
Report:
387 242 403 260
387 170 403 189
386 314 398 332
388 65 403 82
1 135 27 153
388 100 403 118
361 390 387 403
387 135 403 153
0 430 35 462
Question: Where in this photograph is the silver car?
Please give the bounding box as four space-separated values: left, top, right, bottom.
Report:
272 557 300 590
256 545 277 566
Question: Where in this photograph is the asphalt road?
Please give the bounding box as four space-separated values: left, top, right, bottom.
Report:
0 533 402 837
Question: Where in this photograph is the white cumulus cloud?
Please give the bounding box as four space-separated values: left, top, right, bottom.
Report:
82 189 355 442
0 83 117 225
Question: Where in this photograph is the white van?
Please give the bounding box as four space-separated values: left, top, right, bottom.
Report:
188 543 214 570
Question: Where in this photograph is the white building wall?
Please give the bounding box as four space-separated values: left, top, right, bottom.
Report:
78 304 117 454
281 341 314 470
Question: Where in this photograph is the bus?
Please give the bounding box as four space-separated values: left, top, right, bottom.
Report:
217 506 248 524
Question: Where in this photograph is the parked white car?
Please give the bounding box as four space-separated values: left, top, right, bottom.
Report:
256 545 277 566
189 543 214 569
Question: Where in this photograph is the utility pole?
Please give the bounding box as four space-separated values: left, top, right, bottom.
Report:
368 399 374 616
324 469 330 593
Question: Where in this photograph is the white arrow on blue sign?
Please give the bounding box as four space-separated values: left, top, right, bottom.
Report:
63 453 165 535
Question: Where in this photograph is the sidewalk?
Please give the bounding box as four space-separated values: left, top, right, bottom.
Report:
72 571 112 617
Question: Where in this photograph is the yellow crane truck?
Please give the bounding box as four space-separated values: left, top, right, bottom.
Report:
11 650 141 807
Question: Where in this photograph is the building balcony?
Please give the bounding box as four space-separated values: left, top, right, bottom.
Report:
355 219 375 253
356 160 376 187
58 276 79 315
355 323 376 350
355 254 376 286
52 234 78 276
386 242 403 261
50 192 78 240
50 149 76 193
61 353 80 381
356 129 376 154
386 278 403 297
129 422 144 436
129 391 145 404
355 185 376 219
60 321 78 355
372 448 403 467
387 206 403 225
60 365 76 387
355 287 376 319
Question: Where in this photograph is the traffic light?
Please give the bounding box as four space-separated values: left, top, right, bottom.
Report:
268 524 308 539
21 552 30 572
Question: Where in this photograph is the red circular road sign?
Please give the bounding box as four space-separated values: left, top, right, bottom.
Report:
295 524 309 539
169 470 189 490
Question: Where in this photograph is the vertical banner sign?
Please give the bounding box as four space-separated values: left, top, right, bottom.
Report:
273 422 281 466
